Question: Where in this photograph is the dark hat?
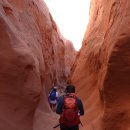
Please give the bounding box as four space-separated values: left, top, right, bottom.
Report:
65 84 75 93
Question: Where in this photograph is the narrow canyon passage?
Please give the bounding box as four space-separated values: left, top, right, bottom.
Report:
0 0 130 130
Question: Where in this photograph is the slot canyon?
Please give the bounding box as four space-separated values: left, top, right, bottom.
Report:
0 0 130 130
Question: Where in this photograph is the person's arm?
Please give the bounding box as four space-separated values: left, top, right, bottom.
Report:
56 96 64 114
77 98 84 116
56 91 59 101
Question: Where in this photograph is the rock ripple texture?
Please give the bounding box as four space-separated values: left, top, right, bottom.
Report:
70 0 130 130
0 0 76 130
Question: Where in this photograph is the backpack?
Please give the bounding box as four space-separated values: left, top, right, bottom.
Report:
59 93 80 127
49 90 56 100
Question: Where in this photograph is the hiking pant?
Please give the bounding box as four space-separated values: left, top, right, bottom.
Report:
60 124 79 130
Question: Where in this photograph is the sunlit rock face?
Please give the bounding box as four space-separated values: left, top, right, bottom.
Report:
0 0 76 130
70 0 130 130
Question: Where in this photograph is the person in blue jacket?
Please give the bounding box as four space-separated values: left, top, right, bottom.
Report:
48 86 58 111
56 84 84 130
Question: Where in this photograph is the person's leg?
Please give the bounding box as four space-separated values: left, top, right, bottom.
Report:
60 124 68 130
70 125 79 130
60 124 79 130
51 104 54 112
50 103 52 109
52 104 56 112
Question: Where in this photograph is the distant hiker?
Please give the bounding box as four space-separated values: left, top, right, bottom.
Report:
56 84 84 130
48 86 58 112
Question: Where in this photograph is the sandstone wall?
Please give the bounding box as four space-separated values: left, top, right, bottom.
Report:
70 0 130 130
0 0 76 130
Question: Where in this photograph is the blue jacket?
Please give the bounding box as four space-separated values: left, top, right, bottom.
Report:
56 95 84 115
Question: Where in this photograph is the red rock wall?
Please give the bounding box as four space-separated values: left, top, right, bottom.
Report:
0 0 76 130
70 0 130 130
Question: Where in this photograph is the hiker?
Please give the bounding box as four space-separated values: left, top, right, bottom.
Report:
56 84 84 130
48 86 58 112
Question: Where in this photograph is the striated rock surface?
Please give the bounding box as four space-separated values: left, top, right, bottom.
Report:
0 0 76 130
70 0 130 130
64 40 76 78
